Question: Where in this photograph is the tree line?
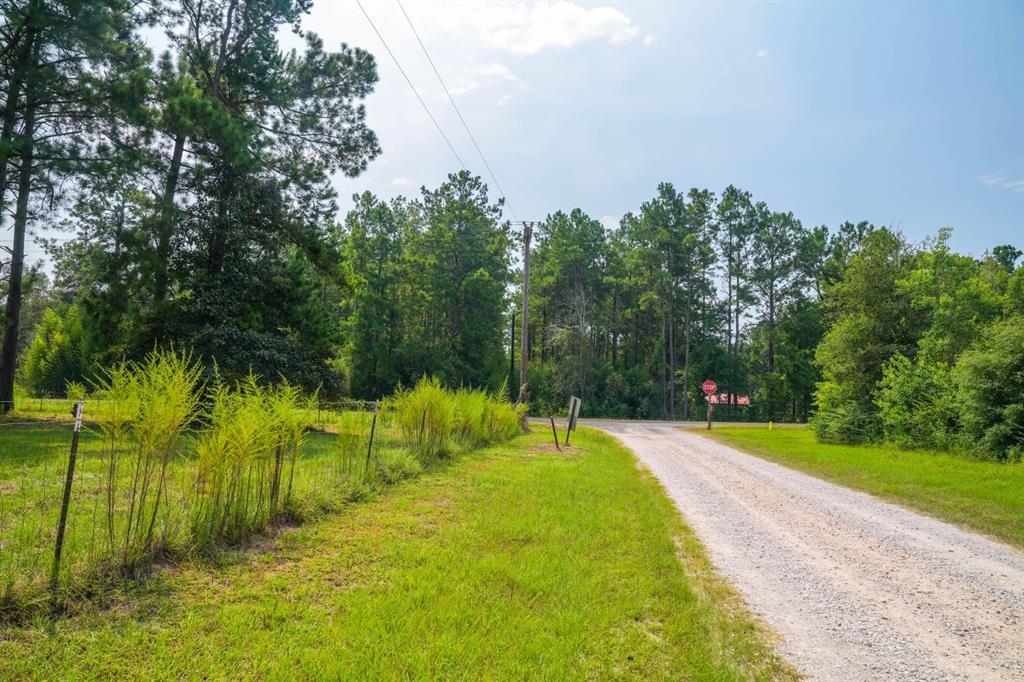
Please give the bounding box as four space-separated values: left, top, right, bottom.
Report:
2 2 1021 459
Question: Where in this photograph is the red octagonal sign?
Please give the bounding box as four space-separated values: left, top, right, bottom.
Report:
702 380 717 395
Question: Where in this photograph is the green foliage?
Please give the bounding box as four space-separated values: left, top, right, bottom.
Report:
876 354 958 450
90 349 203 568
373 448 422 486
390 377 524 464
391 377 456 462
814 226 1023 456
334 410 373 488
954 316 1024 461
813 229 924 441
20 305 92 398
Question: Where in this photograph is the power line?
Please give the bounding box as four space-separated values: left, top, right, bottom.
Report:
355 0 468 172
396 0 520 222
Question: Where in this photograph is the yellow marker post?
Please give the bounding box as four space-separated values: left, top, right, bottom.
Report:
768 421 773 430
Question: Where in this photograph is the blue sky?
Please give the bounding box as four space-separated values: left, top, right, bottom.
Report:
309 0 1022 255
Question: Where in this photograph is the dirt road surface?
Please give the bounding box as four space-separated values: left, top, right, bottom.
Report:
596 423 1024 681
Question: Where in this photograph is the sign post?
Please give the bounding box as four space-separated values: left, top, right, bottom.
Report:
565 396 582 445
702 380 717 430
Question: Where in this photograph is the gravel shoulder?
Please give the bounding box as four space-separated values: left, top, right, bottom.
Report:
597 423 1024 681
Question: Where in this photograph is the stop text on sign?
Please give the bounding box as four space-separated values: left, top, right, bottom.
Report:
702 380 717 395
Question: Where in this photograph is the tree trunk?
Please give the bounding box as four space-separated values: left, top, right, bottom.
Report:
0 74 38 412
0 13 35 247
153 131 186 303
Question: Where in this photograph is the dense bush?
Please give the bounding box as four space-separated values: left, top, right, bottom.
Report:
954 316 1024 461
810 379 880 444
20 304 92 398
876 354 958 450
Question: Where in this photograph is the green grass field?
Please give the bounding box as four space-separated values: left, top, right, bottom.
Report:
703 426 1024 549
0 427 794 680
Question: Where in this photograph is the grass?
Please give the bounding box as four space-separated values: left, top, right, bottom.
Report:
0 367 524 614
0 422 351 611
702 425 1024 549
0 427 794 680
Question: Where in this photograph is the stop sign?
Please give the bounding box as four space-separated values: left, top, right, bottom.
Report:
702 380 717 395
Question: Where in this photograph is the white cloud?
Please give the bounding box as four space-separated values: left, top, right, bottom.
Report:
446 77 480 96
390 177 417 188
757 48 771 59
458 1 641 55
599 215 620 230
497 94 513 106
978 173 1024 193
475 63 526 86
643 34 655 47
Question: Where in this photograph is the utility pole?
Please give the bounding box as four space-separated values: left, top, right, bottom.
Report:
509 310 516 396
517 221 532 404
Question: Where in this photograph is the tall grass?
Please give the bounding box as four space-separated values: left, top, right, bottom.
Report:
391 377 525 462
90 352 202 569
1 364 526 616
391 378 456 462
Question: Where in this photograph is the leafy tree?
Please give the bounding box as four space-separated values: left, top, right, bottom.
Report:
876 353 958 450
342 192 409 398
813 229 925 442
716 185 756 414
408 171 511 388
0 0 150 411
954 315 1024 461
749 209 807 418
530 208 608 403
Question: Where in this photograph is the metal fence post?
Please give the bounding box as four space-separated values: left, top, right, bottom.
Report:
51 399 84 608
549 416 561 451
365 402 378 477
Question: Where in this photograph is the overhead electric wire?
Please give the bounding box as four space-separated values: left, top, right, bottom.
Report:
395 0 520 222
355 0 468 172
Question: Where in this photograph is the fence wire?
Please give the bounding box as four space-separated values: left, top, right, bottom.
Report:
0 398 400 616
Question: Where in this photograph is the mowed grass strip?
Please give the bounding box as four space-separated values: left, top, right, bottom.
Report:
0 427 793 680
702 426 1024 549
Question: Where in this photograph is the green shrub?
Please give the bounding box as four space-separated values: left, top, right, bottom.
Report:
811 379 880 444
954 316 1024 461
335 410 373 487
20 305 91 398
876 353 958 450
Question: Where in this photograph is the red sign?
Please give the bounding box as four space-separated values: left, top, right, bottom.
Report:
708 393 750 405
702 380 717 395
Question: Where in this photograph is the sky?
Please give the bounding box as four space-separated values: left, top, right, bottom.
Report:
6 0 1023 265
303 0 1023 256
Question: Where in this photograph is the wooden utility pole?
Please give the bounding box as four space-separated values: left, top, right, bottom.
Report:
509 310 516 395
517 222 532 404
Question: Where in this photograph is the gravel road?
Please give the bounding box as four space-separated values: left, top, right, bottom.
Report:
597 423 1024 681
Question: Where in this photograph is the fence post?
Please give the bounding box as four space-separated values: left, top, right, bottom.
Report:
549 416 561 451
365 402 378 477
51 399 84 609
